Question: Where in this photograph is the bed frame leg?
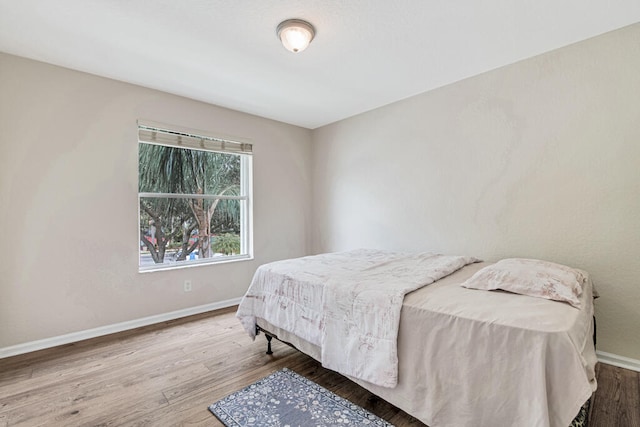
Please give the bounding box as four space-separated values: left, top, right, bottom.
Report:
265 334 273 355
255 325 274 355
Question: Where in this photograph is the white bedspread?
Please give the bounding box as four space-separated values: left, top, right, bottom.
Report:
236 249 478 387
254 262 598 427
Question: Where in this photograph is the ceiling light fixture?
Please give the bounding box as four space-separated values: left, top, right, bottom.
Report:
277 19 315 53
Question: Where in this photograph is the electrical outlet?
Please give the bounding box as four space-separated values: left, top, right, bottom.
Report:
184 280 192 292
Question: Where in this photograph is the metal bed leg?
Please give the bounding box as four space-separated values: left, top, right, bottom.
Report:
265 334 273 355
255 325 274 355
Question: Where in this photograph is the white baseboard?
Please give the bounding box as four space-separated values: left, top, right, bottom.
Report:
597 350 640 372
4 308 640 373
0 298 242 359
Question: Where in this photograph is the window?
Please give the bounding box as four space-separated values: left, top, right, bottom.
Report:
138 121 252 271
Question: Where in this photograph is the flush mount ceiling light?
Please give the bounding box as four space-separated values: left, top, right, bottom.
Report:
277 19 315 53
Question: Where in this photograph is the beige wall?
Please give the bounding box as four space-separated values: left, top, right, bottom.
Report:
0 53 312 348
312 24 640 359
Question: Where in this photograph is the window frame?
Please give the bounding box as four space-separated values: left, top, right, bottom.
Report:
137 120 253 272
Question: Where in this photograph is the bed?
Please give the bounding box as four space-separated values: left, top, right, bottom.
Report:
236 249 597 427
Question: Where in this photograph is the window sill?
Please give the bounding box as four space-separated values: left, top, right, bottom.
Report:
138 254 254 273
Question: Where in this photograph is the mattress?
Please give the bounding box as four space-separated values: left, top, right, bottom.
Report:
253 261 597 427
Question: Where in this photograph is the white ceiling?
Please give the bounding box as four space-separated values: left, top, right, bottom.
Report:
1 1 639 129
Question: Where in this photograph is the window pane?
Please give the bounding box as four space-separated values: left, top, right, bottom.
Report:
138 143 241 195
139 196 245 268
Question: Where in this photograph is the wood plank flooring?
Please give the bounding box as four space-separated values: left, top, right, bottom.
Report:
1 307 638 426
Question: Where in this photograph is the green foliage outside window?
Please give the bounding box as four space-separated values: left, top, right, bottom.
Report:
212 233 241 255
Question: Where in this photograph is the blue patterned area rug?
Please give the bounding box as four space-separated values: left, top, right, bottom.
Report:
209 368 394 426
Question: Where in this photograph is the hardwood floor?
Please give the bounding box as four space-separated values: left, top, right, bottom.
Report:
0 307 638 427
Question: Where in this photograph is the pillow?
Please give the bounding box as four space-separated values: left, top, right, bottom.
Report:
461 258 585 308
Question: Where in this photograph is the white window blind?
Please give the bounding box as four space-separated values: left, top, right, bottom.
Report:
137 120 252 155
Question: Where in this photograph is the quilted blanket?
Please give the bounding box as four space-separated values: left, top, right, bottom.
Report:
236 249 478 387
